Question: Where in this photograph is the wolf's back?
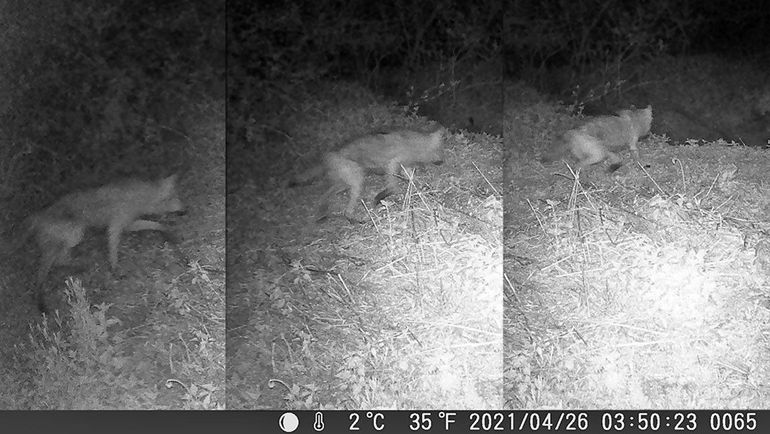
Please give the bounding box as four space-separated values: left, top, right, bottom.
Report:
564 106 652 150
541 106 652 170
49 175 184 226
339 127 446 168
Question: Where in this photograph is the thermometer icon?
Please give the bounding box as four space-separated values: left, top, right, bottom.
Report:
313 412 325 431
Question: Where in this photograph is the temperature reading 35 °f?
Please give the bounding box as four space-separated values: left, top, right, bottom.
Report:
408 412 458 431
349 412 385 431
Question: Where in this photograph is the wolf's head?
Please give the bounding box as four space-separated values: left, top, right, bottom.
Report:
148 174 186 216
618 105 653 137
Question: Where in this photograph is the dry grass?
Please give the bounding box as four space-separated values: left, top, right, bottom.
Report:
506 125 770 408
0 99 225 409
229 86 503 408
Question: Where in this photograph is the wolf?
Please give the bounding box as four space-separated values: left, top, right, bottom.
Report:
541 105 653 173
289 126 446 222
14 174 186 311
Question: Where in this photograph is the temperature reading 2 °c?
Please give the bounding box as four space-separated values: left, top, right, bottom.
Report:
350 412 386 431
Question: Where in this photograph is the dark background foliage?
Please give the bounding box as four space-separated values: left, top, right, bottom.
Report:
227 0 502 187
231 0 501 83
0 0 224 199
504 0 770 81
